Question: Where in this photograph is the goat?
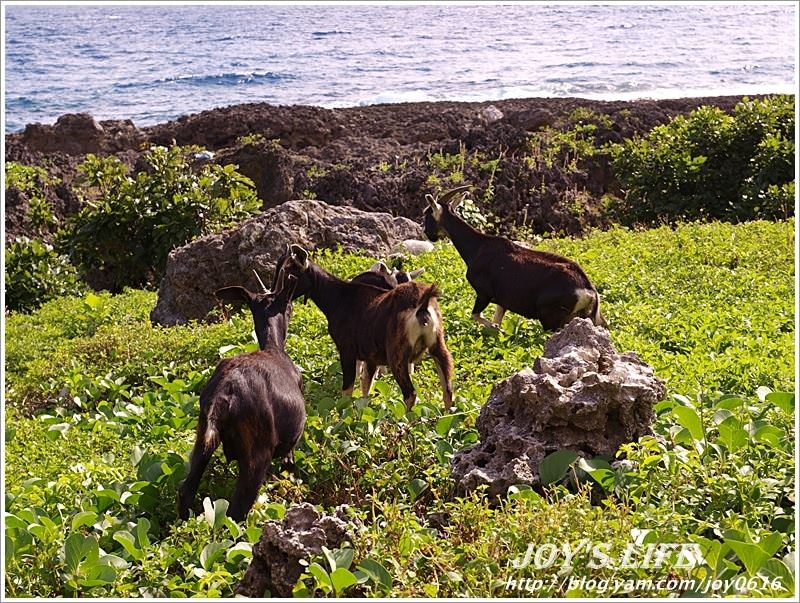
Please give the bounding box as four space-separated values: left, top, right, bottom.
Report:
351 261 425 290
351 262 426 384
177 269 305 522
273 244 454 410
423 186 606 331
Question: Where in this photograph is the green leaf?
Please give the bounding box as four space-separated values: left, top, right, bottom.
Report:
726 532 782 575
64 533 99 576
407 478 428 501
203 497 229 530
752 425 785 449
356 558 393 592
435 412 464 437
135 517 151 549
225 542 253 563
539 449 580 485
308 562 333 591
71 511 98 530
578 458 617 492
112 530 143 561
330 567 358 595
81 562 117 586
200 540 232 570
765 391 794 415
672 405 704 441
330 546 354 571
718 416 748 451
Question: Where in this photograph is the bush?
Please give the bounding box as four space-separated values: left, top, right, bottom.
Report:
610 95 795 224
4 237 86 313
5 162 60 236
60 145 260 291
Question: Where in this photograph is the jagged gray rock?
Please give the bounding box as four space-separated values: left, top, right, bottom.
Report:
235 503 352 598
150 198 423 325
452 318 666 496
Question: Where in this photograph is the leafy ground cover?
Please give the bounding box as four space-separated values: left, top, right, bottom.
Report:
3 220 795 597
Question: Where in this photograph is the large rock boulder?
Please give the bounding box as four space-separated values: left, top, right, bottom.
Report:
150 199 423 326
235 503 352 598
452 318 666 496
215 140 295 209
21 113 143 155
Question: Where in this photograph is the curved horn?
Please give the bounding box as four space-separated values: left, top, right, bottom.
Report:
438 185 473 205
252 269 270 294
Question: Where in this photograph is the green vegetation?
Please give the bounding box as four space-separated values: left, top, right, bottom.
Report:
610 96 795 224
4 220 794 597
5 161 60 236
4 237 86 313
60 145 260 291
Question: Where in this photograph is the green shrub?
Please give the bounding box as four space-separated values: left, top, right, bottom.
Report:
4 237 86 313
610 95 795 224
60 145 260 291
5 162 60 235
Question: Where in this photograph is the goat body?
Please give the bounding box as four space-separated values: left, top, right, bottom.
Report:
276 246 453 409
177 274 305 522
424 189 605 331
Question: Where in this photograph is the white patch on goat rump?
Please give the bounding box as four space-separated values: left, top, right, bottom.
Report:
572 288 596 316
404 305 439 355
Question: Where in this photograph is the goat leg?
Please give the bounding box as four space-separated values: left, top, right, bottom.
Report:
228 453 271 522
470 295 497 329
389 353 417 411
360 361 378 396
492 305 506 329
340 352 357 397
430 333 455 410
177 423 218 520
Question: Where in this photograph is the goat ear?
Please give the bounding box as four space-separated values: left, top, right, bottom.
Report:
409 267 426 278
425 193 441 210
215 286 255 306
289 244 310 270
371 261 391 275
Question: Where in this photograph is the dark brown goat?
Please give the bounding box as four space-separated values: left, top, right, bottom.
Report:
274 244 454 410
423 187 606 331
351 262 426 387
177 270 305 522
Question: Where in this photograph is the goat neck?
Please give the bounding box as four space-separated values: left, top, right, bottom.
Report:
302 262 355 316
440 206 487 264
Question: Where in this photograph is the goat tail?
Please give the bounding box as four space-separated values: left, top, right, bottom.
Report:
203 420 220 453
591 290 608 328
415 284 440 326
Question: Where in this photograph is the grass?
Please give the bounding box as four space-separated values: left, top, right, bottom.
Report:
3 220 795 597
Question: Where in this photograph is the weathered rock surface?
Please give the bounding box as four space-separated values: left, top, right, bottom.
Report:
6 95 764 241
150 198 423 326
452 318 666 496
235 503 352 598
20 113 144 155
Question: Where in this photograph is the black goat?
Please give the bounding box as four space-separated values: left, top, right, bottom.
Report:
177 270 305 522
423 187 606 331
273 244 454 410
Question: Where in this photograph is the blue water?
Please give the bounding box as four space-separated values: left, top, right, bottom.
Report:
3 4 797 133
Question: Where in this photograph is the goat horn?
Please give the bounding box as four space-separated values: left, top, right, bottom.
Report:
252 269 270 294
438 184 473 204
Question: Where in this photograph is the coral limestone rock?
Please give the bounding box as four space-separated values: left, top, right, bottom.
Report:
235 503 352 598
150 198 422 325
452 318 666 496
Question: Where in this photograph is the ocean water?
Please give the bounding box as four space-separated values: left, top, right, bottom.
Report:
3 3 797 133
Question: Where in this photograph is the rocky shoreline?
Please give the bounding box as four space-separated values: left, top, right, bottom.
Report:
4 94 776 240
